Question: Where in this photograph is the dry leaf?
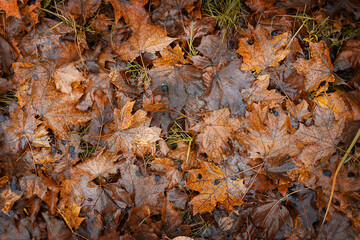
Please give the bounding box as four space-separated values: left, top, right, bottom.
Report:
187 162 246 214
236 25 290 73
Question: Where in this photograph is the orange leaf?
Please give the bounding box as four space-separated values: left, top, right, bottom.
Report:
0 0 21 19
186 162 246 214
236 25 290 73
58 203 85 230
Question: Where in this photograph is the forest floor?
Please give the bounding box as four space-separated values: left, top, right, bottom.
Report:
0 0 360 239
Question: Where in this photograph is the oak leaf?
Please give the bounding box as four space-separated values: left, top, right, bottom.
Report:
236 25 290 73
186 162 246 214
190 108 240 163
293 41 335 93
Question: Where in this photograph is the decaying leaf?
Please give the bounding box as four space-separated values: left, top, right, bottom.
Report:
58 203 85 230
236 25 291 73
187 162 246 214
293 41 335 93
191 108 240 162
0 185 23 215
116 18 176 61
106 101 161 157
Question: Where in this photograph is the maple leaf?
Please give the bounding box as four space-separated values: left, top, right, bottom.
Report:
202 59 255 115
19 174 47 199
0 0 21 19
153 44 187 67
250 193 292 239
148 64 204 111
236 25 290 73
52 63 85 94
0 185 23 215
24 73 91 140
116 17 176 61
110 0 148 26
1 106 41 153
106 101 161 157
241 74 285 108
74 148 120 180
118 160 168 213
293 41 335 93
190 108 240 163
186 162 246 214
294 94 346 166
237 103 299 161
58 203 85 230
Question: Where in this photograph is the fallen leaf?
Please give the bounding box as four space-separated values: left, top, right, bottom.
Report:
293 41 335 93
116 18 176 61
0 0 21 19
52 63 85 94
19 174 48 199
0 185 23 215
58 203 85 230
236 25 291 73
190 108 240 163
202 59 255 115
237 103 299 161
250 194 292 239
241 74 285 108
186 162 246 214
106 101 161 157
74 148 120 180
153 44 187 67
148 64 204 111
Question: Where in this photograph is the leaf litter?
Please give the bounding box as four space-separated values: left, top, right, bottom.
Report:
0 0 360 239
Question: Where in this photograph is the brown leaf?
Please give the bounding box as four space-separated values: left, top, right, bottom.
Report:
334 39 360 71
1 106 41 153
106 101 161 157
52 63 85 94
241 74 285 108
116 18 176 61
202 59 255 115
19 174 47 199
0 0 21 19
74 148 120 180
148 64 204 111
186 162 246 214
153 44 187 67
17 19 79 67
63 0 101 20
293 41 335 93
119 160 168 213
236 25 290 73
294 95 346 166
0 185 23 215
250 195 292 239
58 203 85 230
15 64 91 140
237 103 299 161
190 108 240 163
